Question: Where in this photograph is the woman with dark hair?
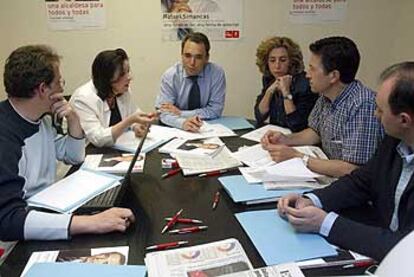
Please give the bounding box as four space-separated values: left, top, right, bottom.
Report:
254 37 318 132
70 48 157 147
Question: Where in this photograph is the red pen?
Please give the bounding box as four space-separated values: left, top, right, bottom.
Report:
165 217 203 224
212 191 220 210
162 168 182 179
0 248 4 258
343 260 376 269
169 226 208 234
146 240 189 251
161 208 183 234
198 169 228 177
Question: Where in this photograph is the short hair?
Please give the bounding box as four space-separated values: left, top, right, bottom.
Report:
256 36 304 77
309 36 360 84
4 45 60 98
181 32 210 56
379 62 414 115
92 48 128 100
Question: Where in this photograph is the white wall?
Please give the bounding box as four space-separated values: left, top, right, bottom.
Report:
0 0 412 118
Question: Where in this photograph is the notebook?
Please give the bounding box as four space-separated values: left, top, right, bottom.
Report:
76 126 150 214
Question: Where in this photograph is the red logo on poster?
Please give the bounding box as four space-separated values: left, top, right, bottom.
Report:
225 30 240 39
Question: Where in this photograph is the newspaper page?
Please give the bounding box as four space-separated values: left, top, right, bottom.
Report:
145 238 252 277
222 263 305 277
160 0 243 41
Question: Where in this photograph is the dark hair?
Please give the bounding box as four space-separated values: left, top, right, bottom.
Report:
379 62 414 115
181 32 210 56
309 36 360 84
4 45 60 98
92 48 129 100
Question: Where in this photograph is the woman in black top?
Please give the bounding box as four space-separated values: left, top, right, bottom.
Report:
254 37 318 132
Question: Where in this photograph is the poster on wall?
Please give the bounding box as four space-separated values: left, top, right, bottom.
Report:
45 0 106 31
289 0 347 24
160 0 243 41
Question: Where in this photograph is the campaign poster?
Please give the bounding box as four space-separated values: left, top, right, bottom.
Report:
45 0 105 30
161 0 243 41
289 0 348 24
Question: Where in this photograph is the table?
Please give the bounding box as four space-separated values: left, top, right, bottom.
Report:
0 130 367 276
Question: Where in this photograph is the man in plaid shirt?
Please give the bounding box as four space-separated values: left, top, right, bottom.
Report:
261 36 383 178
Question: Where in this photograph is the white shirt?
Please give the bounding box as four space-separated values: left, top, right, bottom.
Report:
70 80 141 147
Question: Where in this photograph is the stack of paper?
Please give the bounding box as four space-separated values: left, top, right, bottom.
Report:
145 238 253 277
241 124 291 142
27 169 122 213
82 153 145 173
221 263 304 277
159 137 225 158
175 147 242 176
113 125 175 153
218 175 308 205
235 209 337 265
261 158 321 182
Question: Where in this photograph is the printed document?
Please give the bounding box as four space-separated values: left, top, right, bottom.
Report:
241 124 291 142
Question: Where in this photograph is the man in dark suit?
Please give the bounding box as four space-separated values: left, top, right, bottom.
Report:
277 61 414 261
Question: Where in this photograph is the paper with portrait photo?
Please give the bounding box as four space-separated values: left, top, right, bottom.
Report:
82 153 146 173
159 137 224 157
21 246 129 277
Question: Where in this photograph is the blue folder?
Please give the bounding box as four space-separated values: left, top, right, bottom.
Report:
218 175 308 205
207 116 254 130
25 263 146 277
235 209 337 265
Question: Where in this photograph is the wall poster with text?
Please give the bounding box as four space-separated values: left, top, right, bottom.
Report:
45 0 105 31
161 0 243 41
289 0 348 24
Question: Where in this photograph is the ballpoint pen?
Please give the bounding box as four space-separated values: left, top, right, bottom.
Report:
212 191 220 210
164 217 203 224
342 260 376 269
146 241 189 251
161 208 183 234
169 226 208 234
198 169 228 177
162 168 182 179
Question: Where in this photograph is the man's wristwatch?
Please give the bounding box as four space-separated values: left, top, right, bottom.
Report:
302 154 310 167
283 94 293 100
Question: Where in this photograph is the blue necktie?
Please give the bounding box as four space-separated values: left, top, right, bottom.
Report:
188 75 201 110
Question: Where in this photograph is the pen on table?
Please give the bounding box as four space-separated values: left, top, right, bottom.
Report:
342 260 375 269
212 191 220 210
198 169 229 178
169 226 208 234
162 168 182 179
164 217 203 224
161 208 183 234
146 241 189 251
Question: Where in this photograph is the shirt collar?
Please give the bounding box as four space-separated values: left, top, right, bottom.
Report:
397 141 414 164
322 80 358 109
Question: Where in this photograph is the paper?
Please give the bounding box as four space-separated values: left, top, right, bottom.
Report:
241 124 291 142
176 147 242 176
222 263 305 277
113 125 175 153
23 263 146 277
27 169 122 213
207 116 254 130
262 158 321 182
235 210 337 265
82 153 145 173
232 144 275 168
174 122 237 140
159 137 224 158
144 238 253 277
21 246 129 277
218 175 308 205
